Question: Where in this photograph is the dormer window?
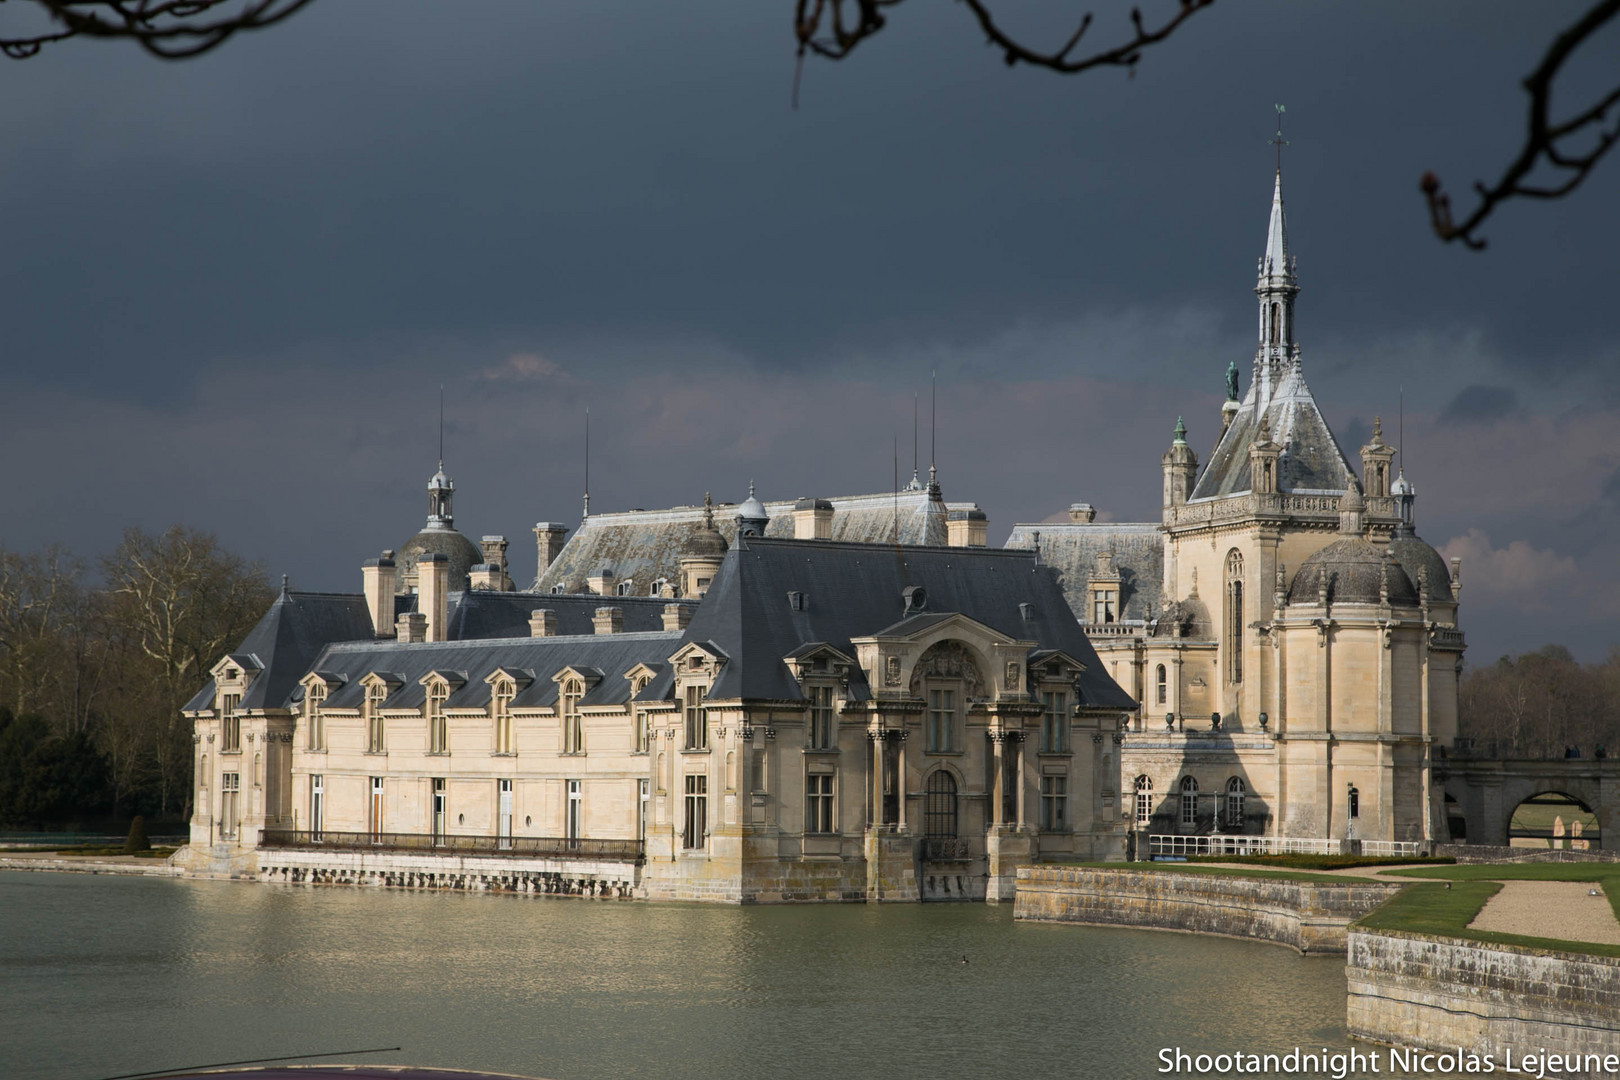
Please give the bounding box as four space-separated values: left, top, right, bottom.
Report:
807 684 835 750
427 681 449 754
1092 591 1117 624
306 684 327 750
220 692 242 752
1040 690 1068 753
561 678 584 755
366 682 387 753
492 679 515 755
616 580 634 597
683 683 707 750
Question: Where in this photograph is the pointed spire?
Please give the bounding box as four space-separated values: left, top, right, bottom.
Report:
1261 169 1292 283
702 491 714 529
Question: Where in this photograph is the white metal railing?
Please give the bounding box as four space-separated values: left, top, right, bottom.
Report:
1146 835 1423 858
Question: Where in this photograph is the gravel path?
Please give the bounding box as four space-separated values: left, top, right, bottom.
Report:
1467 880 1620 945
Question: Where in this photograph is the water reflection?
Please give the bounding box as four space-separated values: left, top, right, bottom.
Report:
1 872 1352 1080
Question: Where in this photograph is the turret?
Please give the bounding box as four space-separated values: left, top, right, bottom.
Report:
1360 417 1396 498
1253 169 1300 409
1161 417 1199 509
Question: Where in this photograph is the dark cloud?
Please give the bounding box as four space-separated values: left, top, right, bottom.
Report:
1439 385 1520 426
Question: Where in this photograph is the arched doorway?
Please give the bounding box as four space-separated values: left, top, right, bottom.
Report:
1510 791 1600 849
924 770 958 839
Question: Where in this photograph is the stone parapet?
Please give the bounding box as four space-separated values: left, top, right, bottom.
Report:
1012 866 1404 954
1347 928 1620 1063
257 847 639 897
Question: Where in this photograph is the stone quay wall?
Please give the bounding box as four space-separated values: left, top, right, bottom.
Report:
1012 866 1405 954
258 848 640 898
1347 928 1620 1064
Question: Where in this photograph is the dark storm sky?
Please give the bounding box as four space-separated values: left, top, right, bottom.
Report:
1 1 1616 663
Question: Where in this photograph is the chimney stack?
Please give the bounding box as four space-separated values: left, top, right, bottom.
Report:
947 507 988 547
419 553 450 643
528 609 557 638
361 551 397 637
588 567 617 596
593 606 624 635
662 603 693 632
396 611 427 643
534 522 569 578
793 498 834 540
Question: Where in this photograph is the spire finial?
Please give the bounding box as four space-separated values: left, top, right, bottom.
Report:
748 479 755 498
703 491 714 529
583 406 590 521
1269 103 1288 176
281 573 290 596
438 384 444 467
1173 416 1188 445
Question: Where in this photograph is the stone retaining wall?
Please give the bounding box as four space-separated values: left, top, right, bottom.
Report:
1347 928 1620 1064
1013 866 1405 954
258 848 640 897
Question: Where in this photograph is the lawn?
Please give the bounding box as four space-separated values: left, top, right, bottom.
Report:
1356 862 1620 958
1051 861 1380 884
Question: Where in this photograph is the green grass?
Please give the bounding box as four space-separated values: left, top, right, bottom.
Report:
47 845 178 858
1355 863 1620 957
1052 861 1380 884
1184 854 1454 871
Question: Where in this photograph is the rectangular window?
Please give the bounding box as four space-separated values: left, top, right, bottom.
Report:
366 685 386 753
431 778 446 844
310 774 324 840
428 683 448 755
561 683 582 755
1135 786 1152 825
808 685 834 750
567 779 582 845
638 778 649 842
806 772 835 834
221 693 241 752
1181 790 1197 826
219 772 240 839
683 684 707 750
307 686 326 750
493 683 515 755
1040 775 1067 832
635 709 650 754
369 776 385 842
497 778 513 849
682 773 707 849
1041 691 1068 753
927 688 956 753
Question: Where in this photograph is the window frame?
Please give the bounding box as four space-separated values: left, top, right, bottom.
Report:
805 771 835 834
365 682 387 753
682 683 708 751
1040 690 1068 753
925 684 958 754
682 773 708 849
806 683 836 750
1134 775 1153 825
1040 774 1068 832
560 678 583 755
427 680 449 755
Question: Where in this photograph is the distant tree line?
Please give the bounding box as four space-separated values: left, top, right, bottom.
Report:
1457 645 1620 760
0 527 271 828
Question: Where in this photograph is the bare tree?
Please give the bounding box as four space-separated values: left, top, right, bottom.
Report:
0 0 314 60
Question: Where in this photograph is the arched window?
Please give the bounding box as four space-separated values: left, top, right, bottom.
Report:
616 579 634 596
560 679 582 754
492 679 515 755
427 681 449 754
1134 775 1153 824
365 682 387 753
1180 776 1199 826
924 770 958 839
1270 302 1280 342
1348 786 1360 819
306 683 326 751
1225 550 1245 685
1226 777 1246 827
1155 664 1167 706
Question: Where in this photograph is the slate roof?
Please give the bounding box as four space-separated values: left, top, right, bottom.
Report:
1190 364 1354 500
182 590 376 713
660 537 1137 710
1004 522 1163 624
1287 538 1419 607
1387 535 1454 602
309 632 685 712
535 489 970 594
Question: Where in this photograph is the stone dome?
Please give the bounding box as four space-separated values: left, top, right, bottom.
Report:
685 521 730 559
1287 537 1419 607
1387 535 1453 602
397 524 481 593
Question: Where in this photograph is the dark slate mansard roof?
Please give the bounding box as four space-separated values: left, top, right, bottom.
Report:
1003 522 1163 624
654 537 1137 710
183 589 377 713
1191 366 1355 500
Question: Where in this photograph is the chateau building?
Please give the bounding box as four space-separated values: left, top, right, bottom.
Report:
1008 169 1465 850
183 479 1133 901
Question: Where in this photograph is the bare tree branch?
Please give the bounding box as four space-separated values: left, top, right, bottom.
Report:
0 0 317 60
1422 0 1620 249
794 0 1214 74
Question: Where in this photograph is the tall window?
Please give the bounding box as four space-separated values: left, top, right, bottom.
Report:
427 682 449 754
1134 775 1153 825
683 684 707 750
682 774 707 849
493 680 515 755
431 778 446 843
635 709 650 754
219 772 240 838
1226 777 1246 828
924 770 958 839
366 683 387 753
1348 786 1360 819
369 776 385 842
1226 550 1245 684
310 773 324 841
567 779 582 843
307 684 326 750
808 685 835 750
926 687 957 753
1040 775 1068 832
1180 776 1199 826
1092 590 1117 624
1155 665 1167 706
561 679 583 755
497 778 513 849
1270 302 1280 342
806 772 834 834
221 693 241 752
1041 691 1068 753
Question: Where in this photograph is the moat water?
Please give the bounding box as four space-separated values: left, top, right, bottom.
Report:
2 870 1355 1080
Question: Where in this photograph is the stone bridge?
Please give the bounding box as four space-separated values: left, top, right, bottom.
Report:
1440 753 1619 848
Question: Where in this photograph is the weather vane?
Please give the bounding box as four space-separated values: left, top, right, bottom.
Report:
1269 103 1289 174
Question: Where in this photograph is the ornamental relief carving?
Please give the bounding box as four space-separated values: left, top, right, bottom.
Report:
908 640 984 699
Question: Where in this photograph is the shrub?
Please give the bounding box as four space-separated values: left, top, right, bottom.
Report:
124 815 151 853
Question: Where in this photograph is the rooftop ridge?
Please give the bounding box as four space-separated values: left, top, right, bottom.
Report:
322 630 684 654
